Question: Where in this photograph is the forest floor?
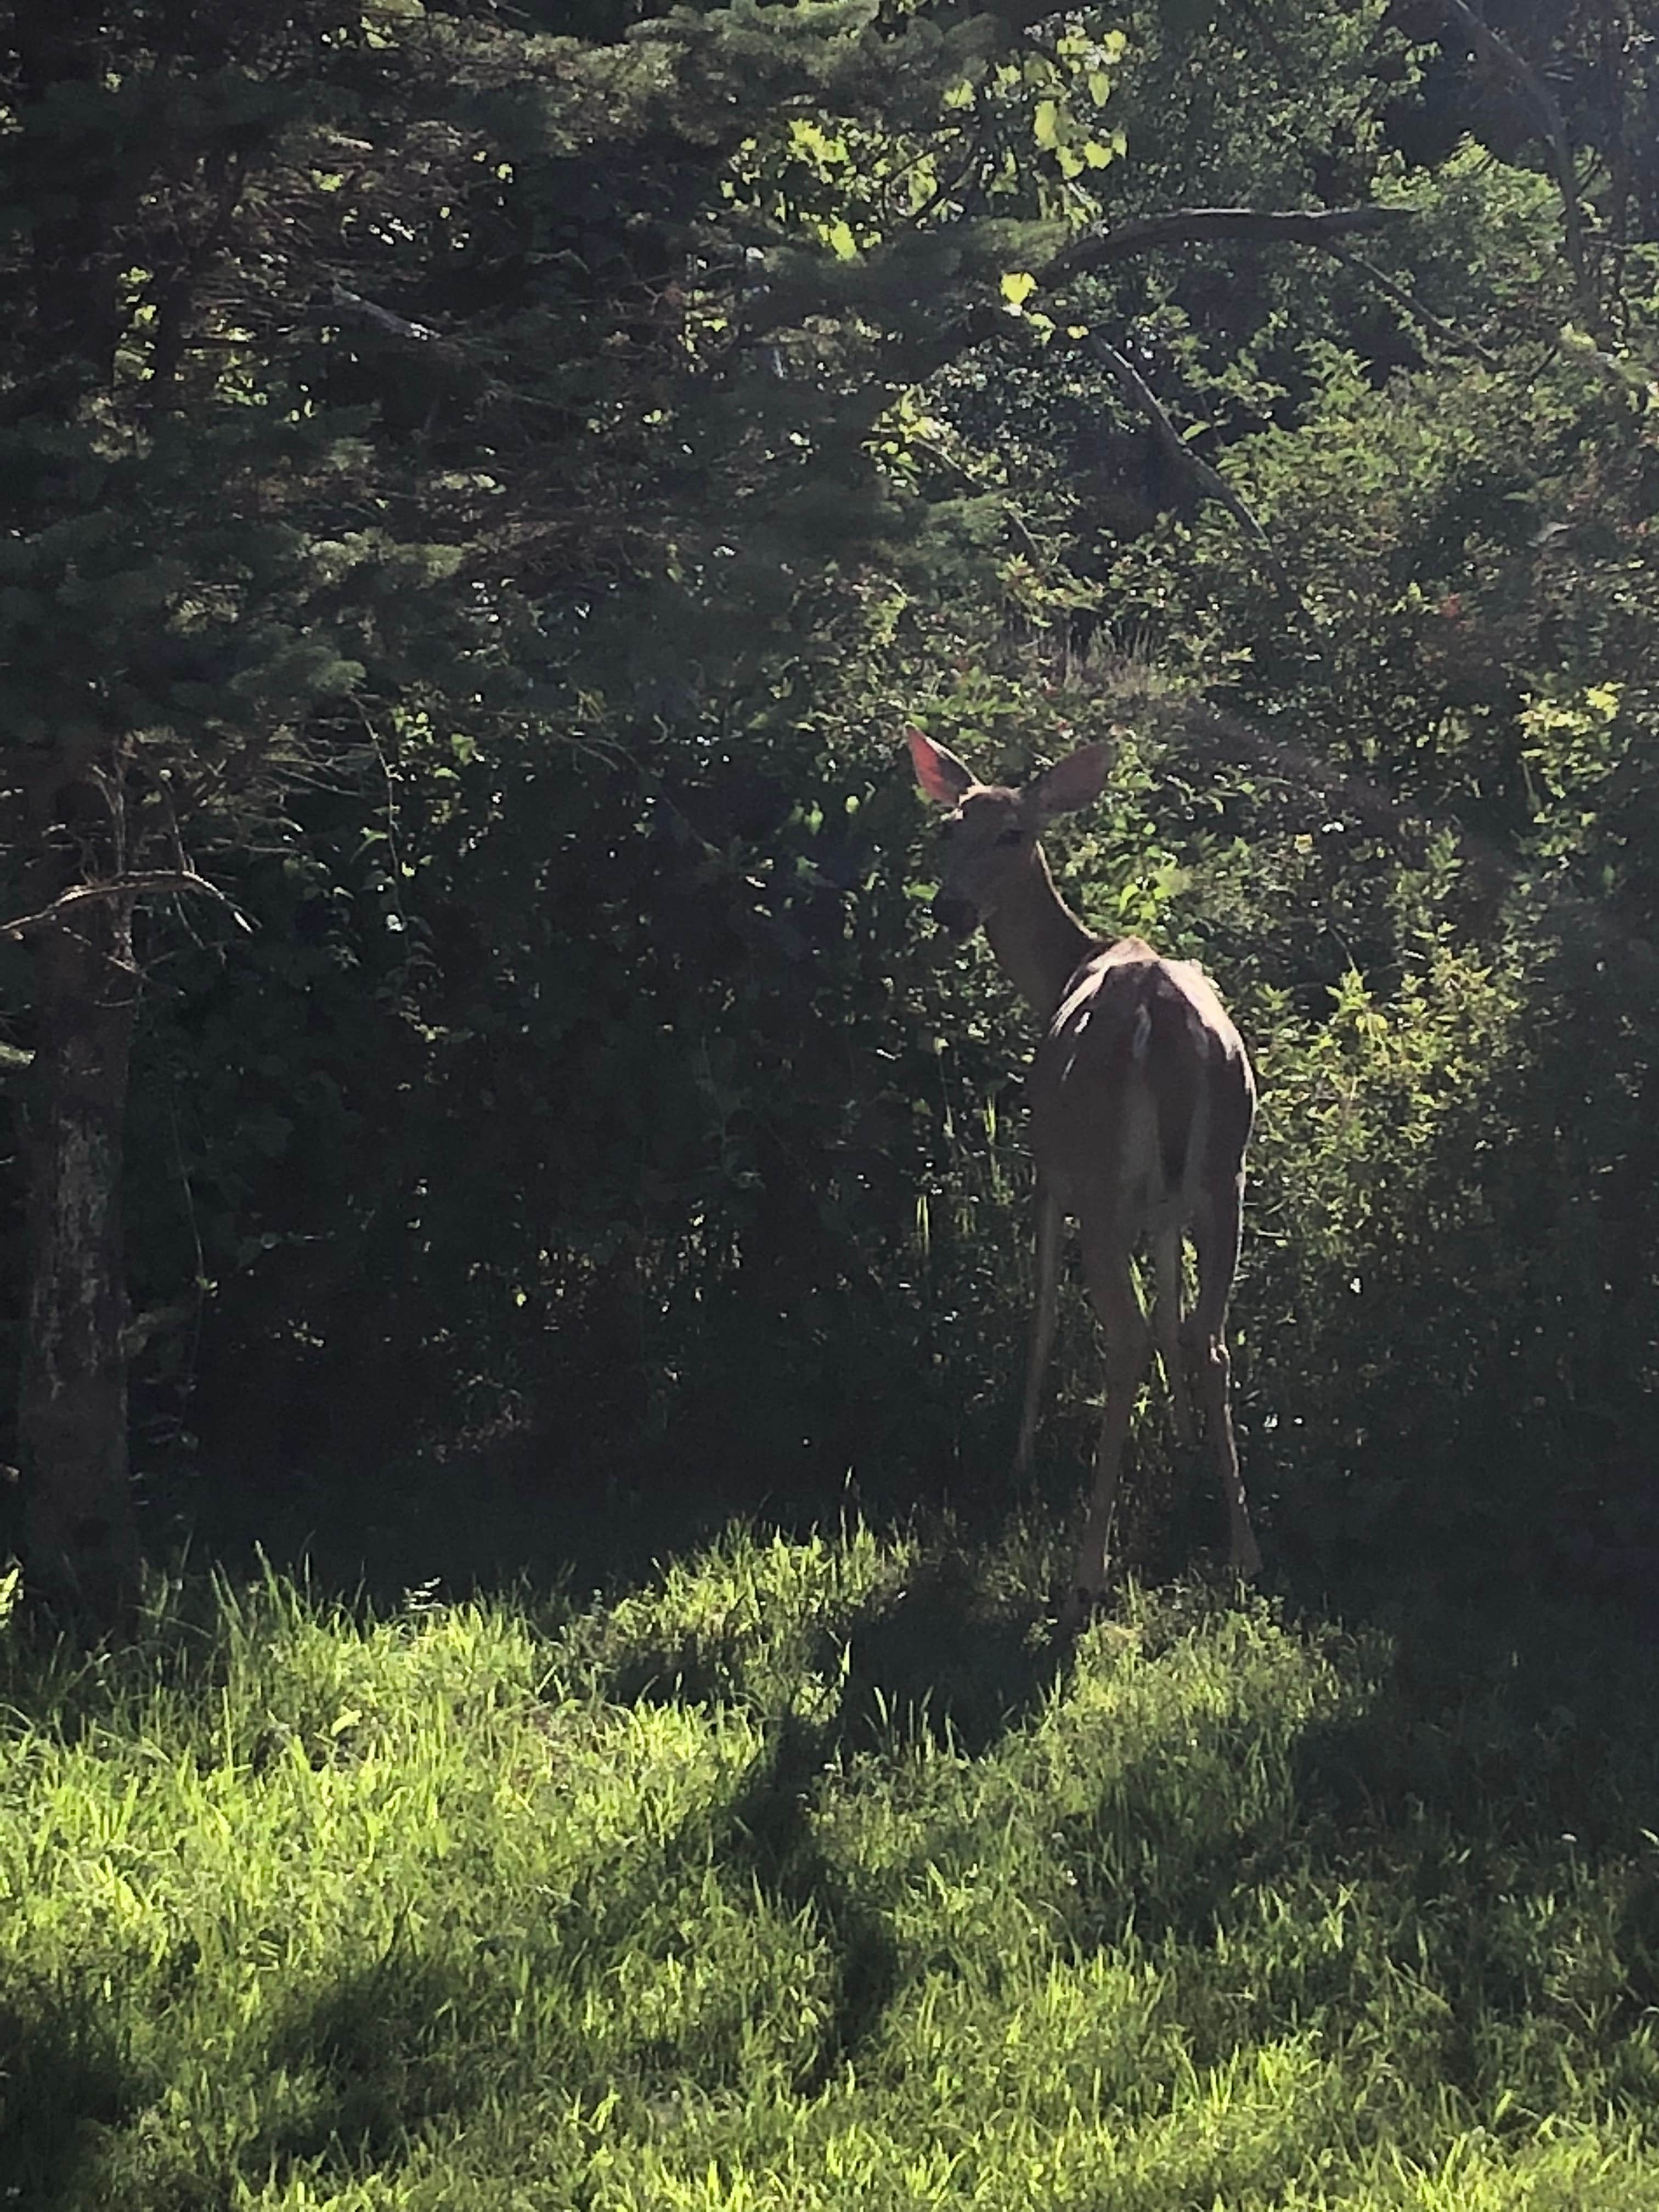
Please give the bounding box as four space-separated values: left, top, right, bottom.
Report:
3 1509 1658 2210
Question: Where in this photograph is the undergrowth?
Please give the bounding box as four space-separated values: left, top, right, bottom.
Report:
2 1525 1657 2209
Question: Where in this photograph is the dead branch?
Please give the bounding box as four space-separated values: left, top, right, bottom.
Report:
0 872 254 942
884 204 1414 389
1084 332 1298 601
1325 241 1502 365
324 282 444 348
1045 203 1414 291
1440 0 1593 320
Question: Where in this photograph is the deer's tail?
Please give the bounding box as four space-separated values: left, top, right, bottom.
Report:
1133 975 1204 1198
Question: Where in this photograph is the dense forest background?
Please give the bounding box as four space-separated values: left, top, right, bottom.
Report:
3 0 1658 1622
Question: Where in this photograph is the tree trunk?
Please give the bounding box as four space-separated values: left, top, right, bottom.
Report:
18 875 142 1621
7 1 140 1618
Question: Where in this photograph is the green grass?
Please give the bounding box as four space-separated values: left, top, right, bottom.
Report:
3 1525 1658 2209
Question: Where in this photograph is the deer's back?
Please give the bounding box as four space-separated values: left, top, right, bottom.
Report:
1029 939 1254 1230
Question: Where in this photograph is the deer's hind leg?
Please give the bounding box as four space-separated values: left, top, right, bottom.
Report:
1064 1212 1151 1630
1151 1225 1193 1448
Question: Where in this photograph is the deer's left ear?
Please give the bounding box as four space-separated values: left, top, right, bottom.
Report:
1023 741 1114 822
906 726 978 807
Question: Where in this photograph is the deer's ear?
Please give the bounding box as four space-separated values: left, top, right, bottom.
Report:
906 726 978 807
1023 741 1114 822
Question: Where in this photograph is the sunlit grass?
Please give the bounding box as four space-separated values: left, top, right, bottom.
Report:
2 1527 1657 2208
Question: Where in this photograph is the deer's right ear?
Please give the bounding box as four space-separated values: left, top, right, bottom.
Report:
1023 740 1114 822
906 726 977 807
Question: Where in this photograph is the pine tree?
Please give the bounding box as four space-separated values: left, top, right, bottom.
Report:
2 0 1416 1616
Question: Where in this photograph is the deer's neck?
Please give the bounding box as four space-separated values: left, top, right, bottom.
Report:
983 845 1102 1024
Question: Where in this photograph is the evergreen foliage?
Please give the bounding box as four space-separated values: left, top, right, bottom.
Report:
0 0 1657 1621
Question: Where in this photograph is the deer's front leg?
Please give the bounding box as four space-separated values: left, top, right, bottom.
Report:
1014 1188 1063 1481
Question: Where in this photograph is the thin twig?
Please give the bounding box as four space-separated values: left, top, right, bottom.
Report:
908 436 1047 565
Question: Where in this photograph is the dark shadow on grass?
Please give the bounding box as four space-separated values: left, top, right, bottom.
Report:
720 1709 904 2094
590 1524 1070 1760
143 1432 770 1615
1053 1578 1659 2104
836 1544 1069 1759
579 1531 1073 2089
252 1945 483 2181
0 1974 138 2212
139 1338 1047 1621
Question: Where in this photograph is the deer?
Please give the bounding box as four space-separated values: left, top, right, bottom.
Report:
906 725 1261 1626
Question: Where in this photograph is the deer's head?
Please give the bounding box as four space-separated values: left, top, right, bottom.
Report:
906 725 1114 936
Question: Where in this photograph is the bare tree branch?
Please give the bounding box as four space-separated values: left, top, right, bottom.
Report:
0 873 253 943
1325 241 1502 365
1084 332 1297 601
1045 202 1413 290
1440 0 1593 320
885 204 1414 387
324 282 443 347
